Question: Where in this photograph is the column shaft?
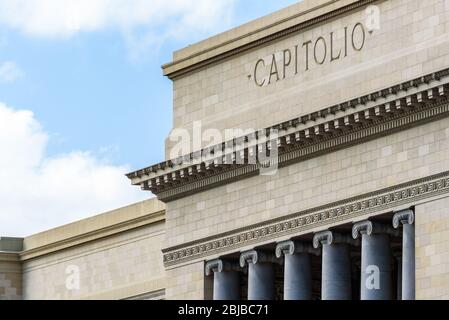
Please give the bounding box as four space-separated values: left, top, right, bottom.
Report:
214 271 240 300
322 243 352 300
360 233 392 300
248 262 275 300
284 253 312 300
402 223 415 300
396 257 402 300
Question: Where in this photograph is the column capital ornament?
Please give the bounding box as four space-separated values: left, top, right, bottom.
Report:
352 220 400 239
275 240 320 258
205 259 239 276
239 249 278 268
313 230 358 249
392 209 415 228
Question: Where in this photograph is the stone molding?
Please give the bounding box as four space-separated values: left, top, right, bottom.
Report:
77 280 166 300
19 210 165 261
0 252 20 264
162 0 379 79
127 68 449 203
162 170 449 267
0 252 21 275
124 289 166 301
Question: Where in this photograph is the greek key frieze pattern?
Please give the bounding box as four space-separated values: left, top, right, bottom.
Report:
162 171 449 267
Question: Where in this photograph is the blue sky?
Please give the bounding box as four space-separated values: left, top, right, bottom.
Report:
0 0 299 236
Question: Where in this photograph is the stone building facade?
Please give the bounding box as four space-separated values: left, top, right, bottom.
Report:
2 0 449 300
0 199 166 300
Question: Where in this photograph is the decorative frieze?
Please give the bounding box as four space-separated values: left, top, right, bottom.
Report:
162 170 449 267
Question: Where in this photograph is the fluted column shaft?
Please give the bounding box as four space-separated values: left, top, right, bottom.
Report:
276 241 318 300
393 210 415 300
313 231 355 300
240 250 277 300
205 259 240 300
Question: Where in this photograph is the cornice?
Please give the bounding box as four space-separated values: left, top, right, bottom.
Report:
127 68 449 202
19 210 165 261
0 251 20 263
162 170 449 267
162 0 380 80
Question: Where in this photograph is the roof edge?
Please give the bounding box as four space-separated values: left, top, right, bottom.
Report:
162 0 377 79
20 198 165 261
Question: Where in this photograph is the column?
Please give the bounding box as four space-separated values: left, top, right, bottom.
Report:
313 230 355 300
240 250 277 300
205 259 240 300
352 220 397 300
393 209 415 300
275 240 319 300
395 253 402 300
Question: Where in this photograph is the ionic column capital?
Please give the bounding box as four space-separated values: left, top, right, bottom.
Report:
239 249 278 267
275 240 320 258
205 259 239 276
313 230 358 249
392 209 415 228
352 220 399 239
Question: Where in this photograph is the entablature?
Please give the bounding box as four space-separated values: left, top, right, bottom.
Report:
127 68 449 202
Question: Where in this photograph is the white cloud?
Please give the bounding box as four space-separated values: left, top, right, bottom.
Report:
0 102 148 237
0 0 235 58
0 61 24 83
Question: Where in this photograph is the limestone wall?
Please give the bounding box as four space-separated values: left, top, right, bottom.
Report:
166 117 449 248
165 261 212 300
416 197 449 299
161 0 449 299
0 253 22 300
21 199 167 300
166 0 449 157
